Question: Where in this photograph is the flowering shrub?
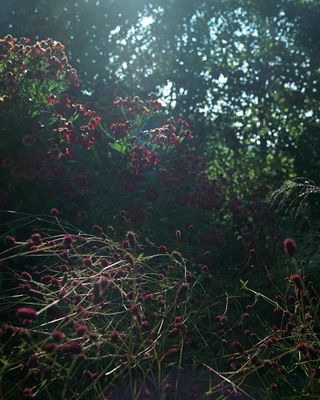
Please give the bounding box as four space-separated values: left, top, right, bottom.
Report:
0 36 281 282
0 36 103 214
0 35 301 399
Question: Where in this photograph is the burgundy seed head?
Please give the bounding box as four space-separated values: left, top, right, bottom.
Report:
31 233 41 244
159 245 167 254
163 383 172 392
82 257 93 268
92 224 103 234
100 276 110 290
43 342 57 353
108 225 115 235
141 320 149 330
22 388 34 400
121 239 130 249
288 295 295 303
28 354 39 367
41 274 52 284
16 307 37 320
283 238 297 257
109 330 121 343
163 347 178 358
50 208 59 216
52 330 64 342
128 304 138 314
299 325 306 334
126 290 134 300
59 340 82 354
127 231 137 247
291 274 304 291
21 271 32 281
63 235 74 247
297 343 308 352
5 235 16 245
19 283 31 293
58 264 68 272
142 292 153 304
100 258 109 267
60 250 70 259
232 340 245 354
250 355 258 364
76 324 88 336
175 282 189 301
112 268 125 278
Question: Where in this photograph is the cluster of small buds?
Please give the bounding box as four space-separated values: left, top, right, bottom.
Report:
109 330 121 344
16 307 37 320
51 100 100 156
110 121 133 139
283 238 297 257
146 119 193 148
0 35 79 94
112 96 162 116
59 340 82 354
129 144 160 175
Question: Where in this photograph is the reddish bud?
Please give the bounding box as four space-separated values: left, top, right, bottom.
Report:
16 307 37 320
283 238 297 257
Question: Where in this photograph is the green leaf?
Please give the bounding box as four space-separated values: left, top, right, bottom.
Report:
109 142 127 154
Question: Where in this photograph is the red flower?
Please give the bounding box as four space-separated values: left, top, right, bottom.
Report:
283 238 297 257
159 245 167 254
5 235 16 245
43 342 57 353
82 257 93 268
52 330 64 343
232 340 245 354
50 208 59 216
109 330 121 343
22 388 34 400
59 340 82 354
290 274 304 291
30 233 41 244
16 307 37 320
92 224 103 235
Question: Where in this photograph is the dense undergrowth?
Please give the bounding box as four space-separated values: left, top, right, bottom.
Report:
0 36 320 399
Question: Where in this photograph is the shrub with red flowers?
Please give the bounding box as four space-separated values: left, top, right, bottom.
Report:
0 35 281 282
0 35 101 213
0 35 300 399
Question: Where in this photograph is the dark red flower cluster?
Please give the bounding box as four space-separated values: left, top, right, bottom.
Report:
129 145 160 175
146 118 193 148
112 96 161 116
283 238 297 257
0 35 79 95
16 307 37 320
110 121 132 139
